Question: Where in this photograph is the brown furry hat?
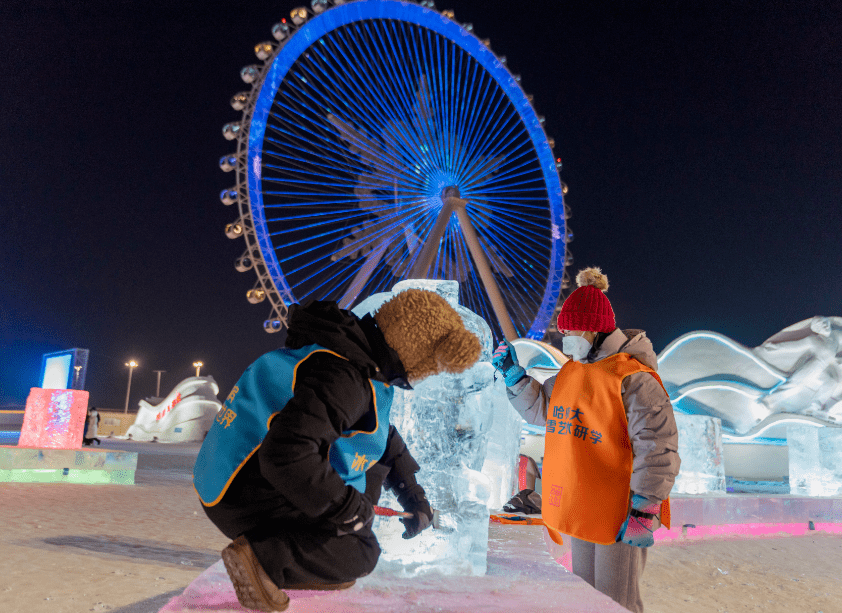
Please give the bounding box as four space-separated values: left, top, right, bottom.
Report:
374 289 481 382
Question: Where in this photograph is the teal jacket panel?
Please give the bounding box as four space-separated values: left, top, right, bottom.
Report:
193 344 393 506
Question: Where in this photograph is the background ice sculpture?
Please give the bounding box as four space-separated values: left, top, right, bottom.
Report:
787 425 842 496
672 414 726 494
353 279 521 576
125 377 222 443
657 316 842 441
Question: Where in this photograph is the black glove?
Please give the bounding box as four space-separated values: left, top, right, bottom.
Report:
397 486 433 539
325 486 374 537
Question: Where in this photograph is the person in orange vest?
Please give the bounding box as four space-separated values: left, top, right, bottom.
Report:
492 267 680 613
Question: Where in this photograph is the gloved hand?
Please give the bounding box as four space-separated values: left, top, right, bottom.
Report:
326 487 374 537
398 489 433 539
616 494 660 548
502 488 542 515
491 340 526 387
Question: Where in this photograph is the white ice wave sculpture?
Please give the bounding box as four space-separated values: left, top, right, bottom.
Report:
125 377 222 443
353 279 521 577
657 316 842 440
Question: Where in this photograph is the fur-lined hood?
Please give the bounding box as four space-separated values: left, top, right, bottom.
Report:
285 291 482 386
285 300 409 386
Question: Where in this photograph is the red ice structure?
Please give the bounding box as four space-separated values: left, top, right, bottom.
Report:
18 387 89 449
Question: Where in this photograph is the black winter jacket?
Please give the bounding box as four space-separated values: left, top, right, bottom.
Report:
207 301 421 531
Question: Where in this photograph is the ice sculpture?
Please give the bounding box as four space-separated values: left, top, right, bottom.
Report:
353 279 520 576
657 316 842 440
787 425 842 496
672 414 726 494
18 388 89 449
125 377 221 443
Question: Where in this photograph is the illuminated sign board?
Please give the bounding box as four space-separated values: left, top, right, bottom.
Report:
39 349 90 390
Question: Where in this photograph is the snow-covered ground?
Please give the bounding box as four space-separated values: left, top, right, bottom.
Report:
1 439 840 613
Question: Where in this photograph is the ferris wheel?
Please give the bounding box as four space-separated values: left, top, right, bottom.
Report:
218 0 572 342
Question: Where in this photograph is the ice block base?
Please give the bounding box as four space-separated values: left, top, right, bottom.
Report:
160 522 628 613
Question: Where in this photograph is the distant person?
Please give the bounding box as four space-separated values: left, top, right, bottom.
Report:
82 406 101 446
492 267 680 613
193 291 481 612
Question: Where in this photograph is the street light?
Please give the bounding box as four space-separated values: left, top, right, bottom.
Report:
193 361 204 377
124 360 138 414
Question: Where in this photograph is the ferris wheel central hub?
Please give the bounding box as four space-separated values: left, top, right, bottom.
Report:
441 185 462 199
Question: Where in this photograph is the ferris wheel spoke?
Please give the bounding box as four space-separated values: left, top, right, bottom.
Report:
464 212 551 271
461 147 542 191
497 271 544 325
467 211 552 259
429 29 457 173
458 114 525 185
262 148 424 194
385 23 454 177
453 93 511 182
270 93 420 188
434 32 454 172
364 21 427 126
288 204 432 298
334 25 444 173
306 43 433 181
281 201 431 270
403 23 449 172
453 234 500 333
459 132 535 188
468 206 552 237
290 69 425 184
450 64 494 180
382 21 448 175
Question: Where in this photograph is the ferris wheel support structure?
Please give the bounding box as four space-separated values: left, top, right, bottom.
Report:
408 190 517 341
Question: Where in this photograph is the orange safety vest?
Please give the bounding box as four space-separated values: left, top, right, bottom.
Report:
542 353 671 545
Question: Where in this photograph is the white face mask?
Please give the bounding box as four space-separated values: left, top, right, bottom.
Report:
562 334 592 362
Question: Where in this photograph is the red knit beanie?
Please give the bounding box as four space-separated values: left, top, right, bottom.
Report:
557 267 616 333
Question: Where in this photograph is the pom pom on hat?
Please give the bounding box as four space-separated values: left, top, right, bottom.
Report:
557 267 616 333
575 267 609 292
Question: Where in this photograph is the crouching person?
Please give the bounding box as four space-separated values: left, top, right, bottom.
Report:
492 268 680 613
194 290 481 612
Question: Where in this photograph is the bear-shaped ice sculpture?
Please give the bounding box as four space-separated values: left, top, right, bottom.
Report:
353 279 521 577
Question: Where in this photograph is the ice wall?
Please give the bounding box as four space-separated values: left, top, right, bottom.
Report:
354 279 520 576
673 414 726 495
787 425 842 496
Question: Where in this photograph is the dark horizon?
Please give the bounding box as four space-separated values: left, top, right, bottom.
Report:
2 0 840 410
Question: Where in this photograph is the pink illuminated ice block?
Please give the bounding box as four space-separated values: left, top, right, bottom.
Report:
18 388 89 449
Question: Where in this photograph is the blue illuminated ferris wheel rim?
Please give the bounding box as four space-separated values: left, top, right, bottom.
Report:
247 0 565 340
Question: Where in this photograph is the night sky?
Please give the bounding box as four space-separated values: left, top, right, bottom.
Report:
2 0 840 410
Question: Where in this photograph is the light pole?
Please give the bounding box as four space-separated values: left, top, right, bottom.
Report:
153 370 166 397
193 361 204 377
124 360 138 414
